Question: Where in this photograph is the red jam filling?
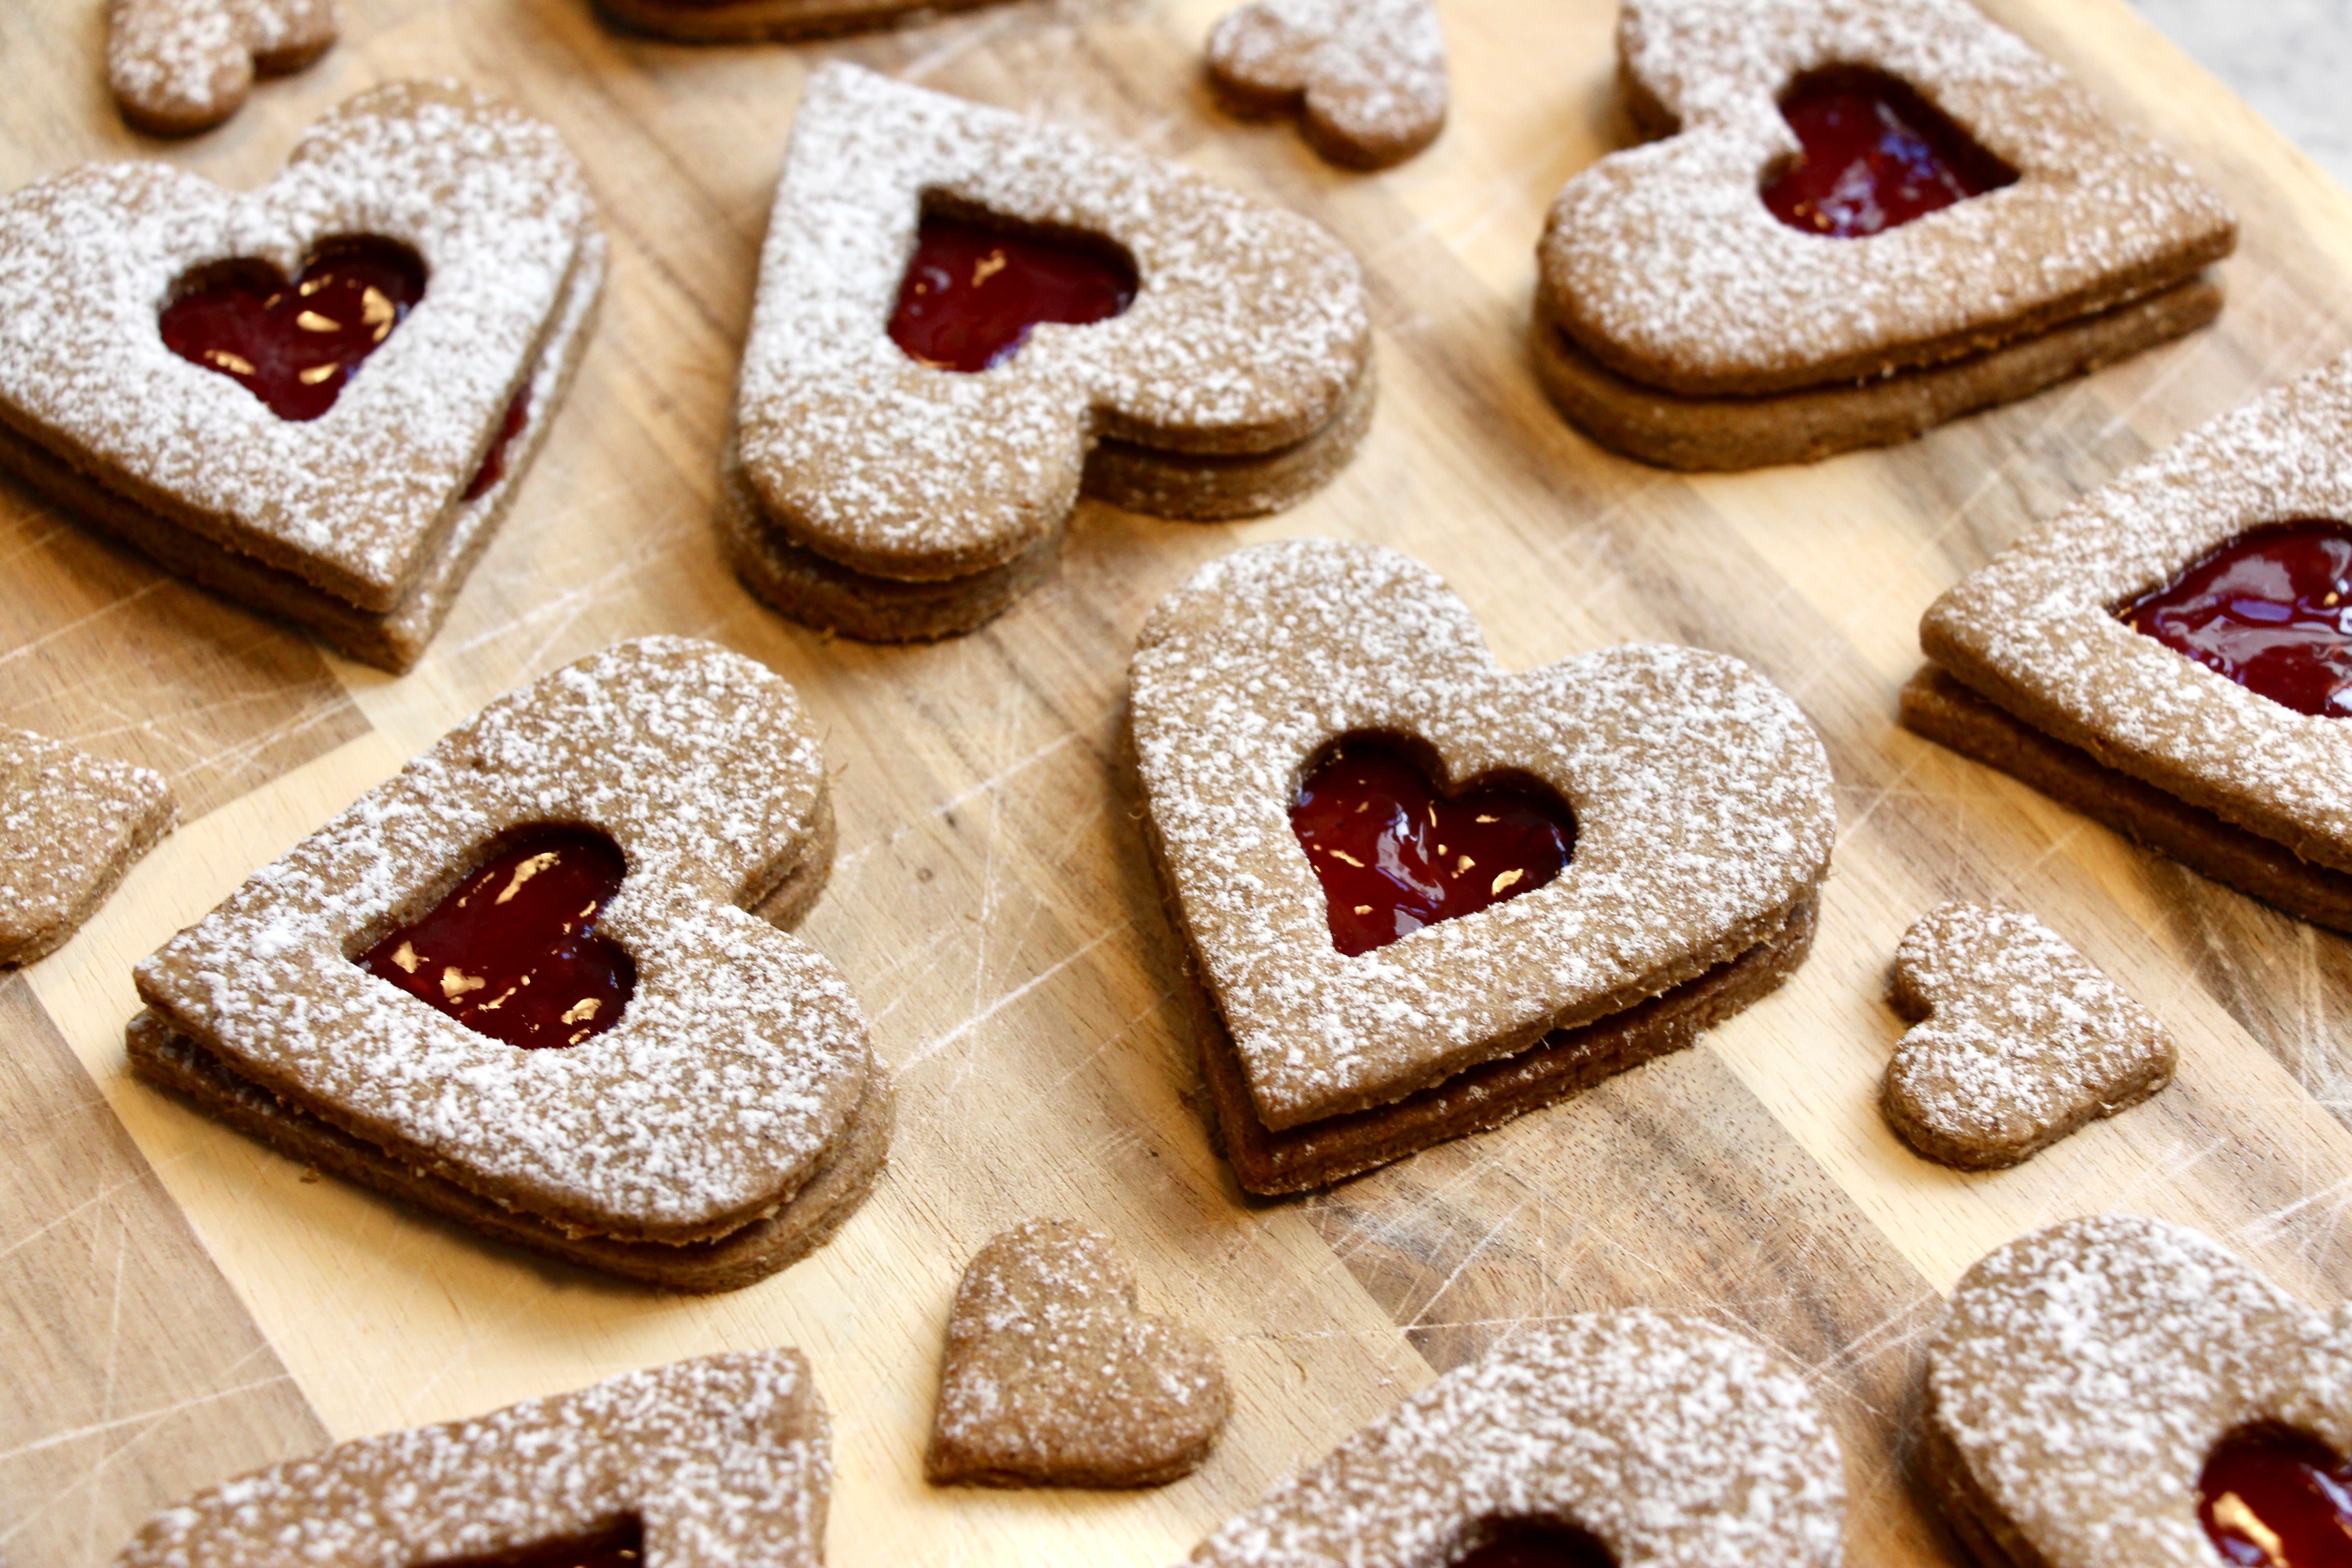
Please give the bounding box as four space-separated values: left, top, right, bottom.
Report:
2199 1427 2352 1568
2118 519 2352 719
159 238 427 421
421 1519 644 1568
887 212 1137 373
1761 67 2016 238
1450 1521 1616 1568
461 390 531 502
359 828 634 1051
1290 739 1576 958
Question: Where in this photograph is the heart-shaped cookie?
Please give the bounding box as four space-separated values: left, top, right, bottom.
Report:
1883 902 2175 1169
926 1219 1228 1488
1530 0 2234 469
116 1350 830 1568
0 729 175 966
1129 539 1834 1183
1912 352 2352 930
106 0 336 137
0 81 603 667
130 637 887 1292
1189 1309 1845 1568
725 64 1372 642
1925 1214 2352 1568
1205 0 1448 170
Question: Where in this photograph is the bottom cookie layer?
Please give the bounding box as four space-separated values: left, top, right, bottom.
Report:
1200 896 1819 1195
127 1009 893 1294
1530 275 2221 472
1899 664 2352 935
1915 1377 2047 1568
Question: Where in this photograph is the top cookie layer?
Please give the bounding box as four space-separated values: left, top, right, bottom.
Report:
1190 1309 1845 1568
0 80 595 610
135 637 870 1242
1131 539 1835 1128
1538 0 2234 396
1922 350 2352 875
734 64 1371 581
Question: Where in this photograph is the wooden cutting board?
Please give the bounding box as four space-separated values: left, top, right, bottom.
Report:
7 0 2352 1562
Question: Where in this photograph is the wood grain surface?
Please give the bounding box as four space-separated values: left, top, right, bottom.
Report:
6 0 2352 1563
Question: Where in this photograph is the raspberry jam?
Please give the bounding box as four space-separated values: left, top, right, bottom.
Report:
461 390 531 503
423 1519 643 1568
2198 1427 2352 1568
887 213 1137 373
1761 67 2016 238
1290 739 1575 958
1450 1521 1615 1568
359 829 634 1050
160 238 427 421
2119 520 2352 719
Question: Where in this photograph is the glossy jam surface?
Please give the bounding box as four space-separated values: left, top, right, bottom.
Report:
1761 67 2016 238
421 1519 643 1568
887 213 1137 373
2119 520 2352 719
159 238 427 421
1450 1520 1616 1568
1290 739 1576 958
461 390 531 502
359 829 634 1050
2199 1427 2352 1567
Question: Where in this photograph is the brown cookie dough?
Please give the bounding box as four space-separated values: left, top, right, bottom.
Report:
1189 1310 1845 1567
114 1350 831 1568
1884 902 2174 1170
106 0 336 137
926 1219 1228 1488
0 729 174 966
1924 1214 2352 1568
1130 539 1834 1192
130 638 887 1291
1533 0 2234 469
1205 0 1447 169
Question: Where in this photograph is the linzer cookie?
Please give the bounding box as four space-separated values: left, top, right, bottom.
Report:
590 0 1009 41
1908 352 2352 935
1205 0 1447 169
1531 0 2235 470
1189 1310 1845 1567
1925 1214 2352 1568
116 1349 830 1568
129 638 890 1293
726 64 1373 643
0 81 604 672
1884 902 2174 1169
927 1219 1228 1488
0 730 174 965
107 0 336 137
1129 539 1834 1194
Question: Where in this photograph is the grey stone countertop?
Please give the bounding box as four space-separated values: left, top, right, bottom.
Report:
2132 0 2352 187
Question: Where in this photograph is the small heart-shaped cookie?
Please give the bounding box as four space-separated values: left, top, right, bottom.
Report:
926 1219 1228 1487
1205 0 1447 169
1925 1214 2352 1568
1130 539 1834 1191
107 0 336 137
1531 0 2234 470
1191 1309 1845 1567
130 637 887 1292
116 1350 830 1568
0 729 175 965
1883 902 2175 1169
725 64 1372 642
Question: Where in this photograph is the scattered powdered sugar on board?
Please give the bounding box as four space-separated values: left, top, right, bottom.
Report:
1129 538 1836 1129
134 637 872 1241
116 1350 830 1568
1189 1308 1844 1568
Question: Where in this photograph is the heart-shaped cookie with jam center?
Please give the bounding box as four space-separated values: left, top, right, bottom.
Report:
926 1219 1228 1488
1205 0 1448 170
724 64 1373 643
1911 352 2352 934
1531 0 2234 470
1926 1214 2352 1568
130 637 888 1293
1188 1309 1845 1568
107 0 337 136
1130 539 1834 1192
117 1350 829 1568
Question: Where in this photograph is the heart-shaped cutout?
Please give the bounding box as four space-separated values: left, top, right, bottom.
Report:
1882 901 2175 1169
107 0 337 136
160 238 426 421
926 1219 1228 1487
1187 1310 1845 1568
1926 1215 2352 1568
2200 1427 2352 1567
1762 66 2016 237
886 211 1137 373
2118 519 2352 720
1204 0 1448 169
